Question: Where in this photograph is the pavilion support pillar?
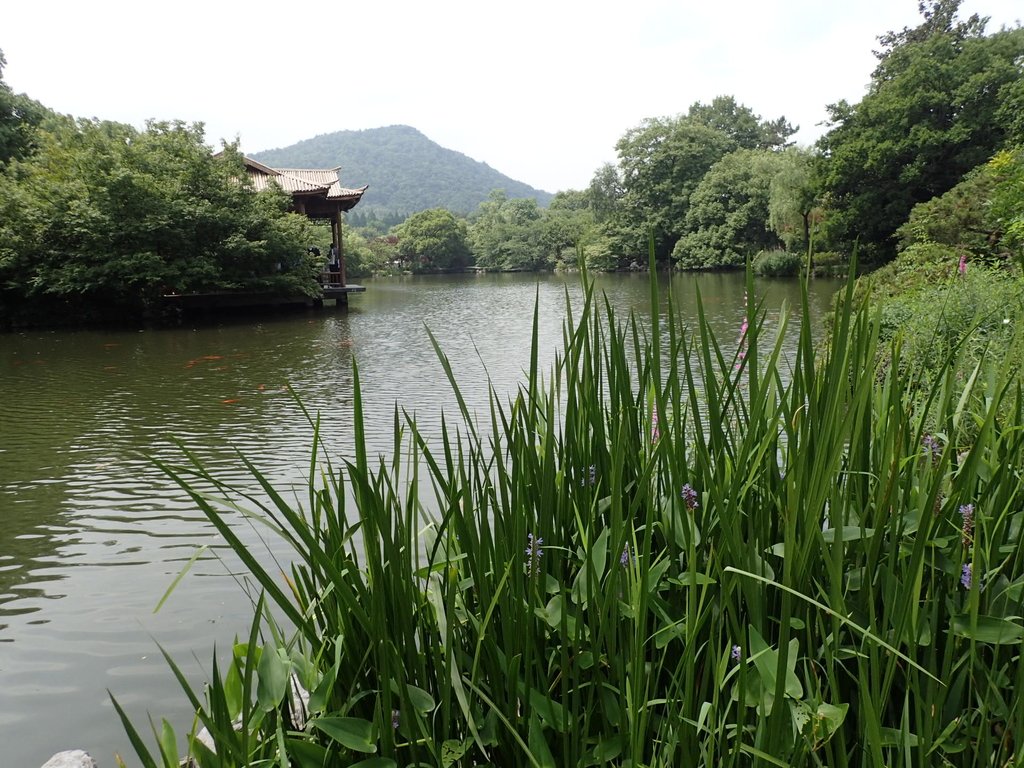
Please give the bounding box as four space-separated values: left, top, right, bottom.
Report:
332 209 347 287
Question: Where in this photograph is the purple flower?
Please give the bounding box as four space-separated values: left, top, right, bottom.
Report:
392 709 400 730
961 563 972 589
588 464 596 486
681 483 699 511
960 503 974 547
526 533 544 574
922 434 941 462
651 411 661 443
620 543 632 567
958 253 967 276
731 645 741 661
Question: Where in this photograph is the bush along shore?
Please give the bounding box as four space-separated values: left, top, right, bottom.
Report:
113 260 1024 767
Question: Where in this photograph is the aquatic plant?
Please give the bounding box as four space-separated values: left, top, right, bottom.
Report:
114 256 1024 767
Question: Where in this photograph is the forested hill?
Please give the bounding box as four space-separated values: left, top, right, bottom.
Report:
251 125 553 216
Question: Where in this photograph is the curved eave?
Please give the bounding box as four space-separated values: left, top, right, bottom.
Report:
332 185 369 211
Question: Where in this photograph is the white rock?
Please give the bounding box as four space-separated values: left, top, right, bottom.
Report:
40 751 97 768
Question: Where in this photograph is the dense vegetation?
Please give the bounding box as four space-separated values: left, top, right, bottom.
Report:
119 262 1024 767
252 125 553 218
2 1 1021 323
339 1 1022 281
0 63 323 325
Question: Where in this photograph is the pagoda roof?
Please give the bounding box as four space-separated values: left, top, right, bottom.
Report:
242 157 367 205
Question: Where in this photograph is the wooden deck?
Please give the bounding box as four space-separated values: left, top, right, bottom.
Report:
160 281 365 314
322 283 366 297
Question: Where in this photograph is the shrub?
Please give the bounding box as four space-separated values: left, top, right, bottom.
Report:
752 248 802 276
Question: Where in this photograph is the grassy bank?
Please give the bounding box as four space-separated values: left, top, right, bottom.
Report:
117 263 1024 767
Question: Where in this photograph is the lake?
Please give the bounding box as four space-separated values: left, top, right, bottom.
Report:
0 271 840 766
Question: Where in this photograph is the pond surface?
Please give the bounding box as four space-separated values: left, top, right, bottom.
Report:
0 271 840 765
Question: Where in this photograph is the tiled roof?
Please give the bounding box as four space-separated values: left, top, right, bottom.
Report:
243 158 367 201
276 168 368 200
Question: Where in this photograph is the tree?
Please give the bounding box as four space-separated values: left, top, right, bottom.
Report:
393 208 471 272
687 95 795 151
819 1 1024 261
675 149 786 269
615 117 734 261
542 190 598 267
0 49 51 165
768 147 821 259
611 98 795 263
468 191 547 271
0 118 319 321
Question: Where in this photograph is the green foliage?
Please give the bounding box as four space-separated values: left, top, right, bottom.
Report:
126 265 1024 767
768 147 820 255
686 94 795 151
543 189 600 267
337 226 396 278
615 117 734 261
609 97 794 264
989 147 1024 258
858 160 1024 426
0 49 52 165
752 249 803 277
0 119 320 321
393 208 471 272
819 2 1024 262
894 145 1024 267
674 148 786 269
869 263 1023 435
468 190 549 271
252 125 552 217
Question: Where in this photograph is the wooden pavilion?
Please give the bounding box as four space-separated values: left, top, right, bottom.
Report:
242 157 368 288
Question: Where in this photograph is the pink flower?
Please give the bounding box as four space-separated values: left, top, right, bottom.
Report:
958 253 967 276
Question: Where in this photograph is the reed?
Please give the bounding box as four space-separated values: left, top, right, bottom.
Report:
115 256 1024 767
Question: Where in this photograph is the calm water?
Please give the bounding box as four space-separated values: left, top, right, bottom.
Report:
0 272 839 766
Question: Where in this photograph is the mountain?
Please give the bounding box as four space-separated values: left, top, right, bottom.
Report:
250 125 553 217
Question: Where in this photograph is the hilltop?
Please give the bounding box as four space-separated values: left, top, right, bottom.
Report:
251 125 553 217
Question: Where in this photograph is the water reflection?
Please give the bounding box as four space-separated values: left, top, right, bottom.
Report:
0 271 839 765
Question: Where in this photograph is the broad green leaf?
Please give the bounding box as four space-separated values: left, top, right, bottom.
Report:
662 495 701 549
950 614 1024 644
312 716 377 753
594 733 624 762
790 700 812 735
821 526 875 543
158 719 178 767
349 759 397 768
224 657 243 721
528 712 556 768
285 738 330 768
528 687 566 732
535 594 564 628
669 572 716 587
389 680 435 713
815 702 849 741
441 738 472 767
748 626 803 703
257 644 291 712
572 528 610 605
878 727 919 747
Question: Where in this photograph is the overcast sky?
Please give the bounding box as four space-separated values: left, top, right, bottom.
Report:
4 0 1022 193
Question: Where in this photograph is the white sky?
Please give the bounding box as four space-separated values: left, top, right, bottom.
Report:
4 0 1021 193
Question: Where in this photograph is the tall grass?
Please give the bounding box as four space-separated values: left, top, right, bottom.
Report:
116 260 1024 767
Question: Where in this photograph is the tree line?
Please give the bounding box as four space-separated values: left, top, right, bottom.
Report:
347 0 1022 277
1 0 1022 323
